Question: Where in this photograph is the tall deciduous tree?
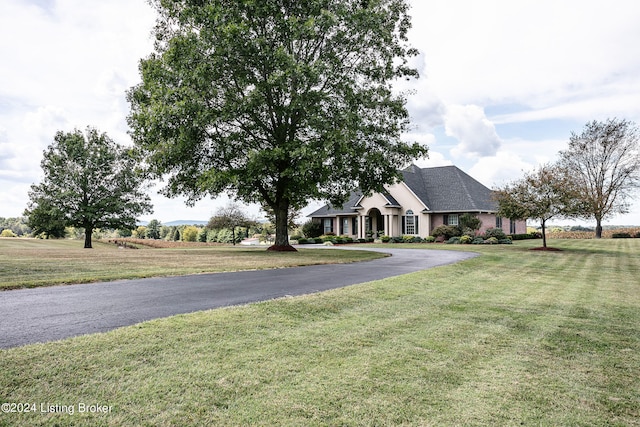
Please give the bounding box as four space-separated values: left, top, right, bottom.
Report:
146 219 162 239
207 202 257 245
24 128 153 248
559 118 640 238
127 0 428 251
494 164 583 248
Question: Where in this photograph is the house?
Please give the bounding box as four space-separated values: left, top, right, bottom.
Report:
308 165 526 239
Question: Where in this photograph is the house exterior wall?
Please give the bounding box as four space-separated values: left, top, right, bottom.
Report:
356 185 433 239
316 211 527 239
430 212 527 236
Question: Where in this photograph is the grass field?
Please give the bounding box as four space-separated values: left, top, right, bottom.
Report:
1 239 639 426
0 238 384 290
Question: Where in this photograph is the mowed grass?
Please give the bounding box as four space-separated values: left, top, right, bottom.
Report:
1 239 639 426
0 238 384 290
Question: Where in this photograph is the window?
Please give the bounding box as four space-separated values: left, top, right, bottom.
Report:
403 210 419 235
447 214 459 226
509 219 517 234
495 217 503 229
323 218 333 234
342 218 350 235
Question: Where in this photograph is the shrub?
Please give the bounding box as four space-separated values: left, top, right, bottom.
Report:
460 235 473 244
485 237 499 244
302 220 322 238
431 225 460 240
499 239 513 244
510 233 541 240
635 231 640 238
297 238 308 244
380 235 391 243
459 213 482 232
472 237 485 244
290 234 303 241
483 228 507 240
1 229 17 237
425 236 436 243
358 238 366 243
446 236 461 244
612 232 632 238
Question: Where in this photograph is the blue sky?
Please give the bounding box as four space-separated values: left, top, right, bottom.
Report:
2 0 640 226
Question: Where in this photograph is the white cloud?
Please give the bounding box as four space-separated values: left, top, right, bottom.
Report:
467 151 536 189
445 105 502 158
413 150 452 168
408 0 640 109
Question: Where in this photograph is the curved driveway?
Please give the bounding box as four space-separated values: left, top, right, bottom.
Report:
0 247 477 349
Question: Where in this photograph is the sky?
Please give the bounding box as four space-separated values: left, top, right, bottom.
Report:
2 0 640 227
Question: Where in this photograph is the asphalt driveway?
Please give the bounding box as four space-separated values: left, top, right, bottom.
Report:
0 247 477 349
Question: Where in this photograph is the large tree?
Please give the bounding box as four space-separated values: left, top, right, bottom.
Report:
24 128 153 248
127 0 428 251
207 202 257 245
494 164 584 248
559 118 640 238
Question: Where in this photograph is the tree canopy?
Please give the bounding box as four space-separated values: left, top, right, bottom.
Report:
559 118 640 238
127 0 428 250
24 127 153 248
493 164 583 248
207 202 257 245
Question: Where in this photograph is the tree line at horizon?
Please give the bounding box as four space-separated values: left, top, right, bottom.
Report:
18 118 640 248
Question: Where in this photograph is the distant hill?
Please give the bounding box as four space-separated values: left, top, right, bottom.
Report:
164 220 208 226
135 220 208 227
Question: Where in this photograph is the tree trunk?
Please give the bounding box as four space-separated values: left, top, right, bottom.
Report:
595 218 603 239
541 219 547 248
84 226 93 249
267 202 296 252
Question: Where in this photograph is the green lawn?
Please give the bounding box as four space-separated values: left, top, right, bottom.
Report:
0 238 384 290
1 239 639 426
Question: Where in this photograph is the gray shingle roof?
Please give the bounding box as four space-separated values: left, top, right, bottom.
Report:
308 165 497 217
308 190 363 217
403 165 497 213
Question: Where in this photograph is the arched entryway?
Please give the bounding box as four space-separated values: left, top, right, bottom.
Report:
367 208 384 238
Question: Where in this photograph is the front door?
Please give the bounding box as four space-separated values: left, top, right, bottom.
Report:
367 208 383 237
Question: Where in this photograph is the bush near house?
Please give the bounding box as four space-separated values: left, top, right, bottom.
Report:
430 225 460 240
509 233 542 240
302 220 323 238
